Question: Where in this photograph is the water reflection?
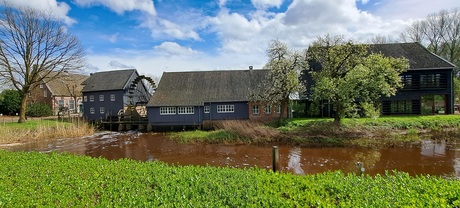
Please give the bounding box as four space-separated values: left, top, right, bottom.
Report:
287 147 305 175
3 131 460 178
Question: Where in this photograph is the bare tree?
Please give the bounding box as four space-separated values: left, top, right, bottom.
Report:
369 35 396 44
400 8 460 76
0 5 85 123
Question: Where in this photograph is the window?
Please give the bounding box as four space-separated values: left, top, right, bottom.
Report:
420 74 441 88
252 105 259 114
204 106 210 113
264 105 271 114
69 100 75 110
44 90 47 97
84 96 87 102
276 105 281 114
90 107 95 114
217 105 234 113
89 95 94 102
100 107 105 114
58 100 64 107
39 84 43 89
99 95 104 102
401 75 412 89
390 100 412 114
160 107 176 115
178 106 194 114
110 94 115 101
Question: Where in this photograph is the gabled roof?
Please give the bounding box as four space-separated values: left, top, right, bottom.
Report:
368 42 456 70
147 69 268 107
81 69 137 92
43 71 88 96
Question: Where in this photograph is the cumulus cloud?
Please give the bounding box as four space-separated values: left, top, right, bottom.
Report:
73 0 156 15
153 42 201 57
3 0 75 25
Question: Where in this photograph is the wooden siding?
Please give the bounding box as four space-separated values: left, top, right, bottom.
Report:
148 102 250 126
82 90 125 121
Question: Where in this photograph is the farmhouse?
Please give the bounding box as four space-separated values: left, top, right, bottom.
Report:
303 42 456 116
29 71 88 115
81 69 152 121
146 69 286 129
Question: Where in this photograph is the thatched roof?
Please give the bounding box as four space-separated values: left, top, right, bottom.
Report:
43 71 88 96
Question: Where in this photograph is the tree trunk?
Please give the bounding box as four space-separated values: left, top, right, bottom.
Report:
333 104 341 126
18 94 28 123
277 99 289 127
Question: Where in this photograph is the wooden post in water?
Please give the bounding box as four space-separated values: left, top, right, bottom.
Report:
272 146 279 172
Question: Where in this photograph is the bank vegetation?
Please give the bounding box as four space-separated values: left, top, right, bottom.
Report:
169 115 460 148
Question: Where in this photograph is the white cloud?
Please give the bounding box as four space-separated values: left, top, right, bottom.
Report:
3 0 75 25
153 42 201 57
73 0 156 15
251 0 283 9
82 0 460 78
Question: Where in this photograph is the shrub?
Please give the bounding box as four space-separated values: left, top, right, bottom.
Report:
26 102 52 117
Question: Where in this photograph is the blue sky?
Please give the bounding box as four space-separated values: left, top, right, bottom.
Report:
4 0 460 78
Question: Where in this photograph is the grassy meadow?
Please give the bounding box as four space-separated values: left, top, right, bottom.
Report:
0 150 459 207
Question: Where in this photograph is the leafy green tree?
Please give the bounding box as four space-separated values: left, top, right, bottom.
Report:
307 35 409 125
253 40 306 125
0 5 85 123
0 89 21 115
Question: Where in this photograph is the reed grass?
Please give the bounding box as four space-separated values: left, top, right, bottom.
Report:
0 119 95 144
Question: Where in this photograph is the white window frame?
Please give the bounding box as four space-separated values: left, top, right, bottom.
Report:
58 100 65 107
44 90 47 97
89 95 94 102
178 106 194 114
69 100 75 110
84 96 87 102
110 94 115 101
252 105 259 115
100 107 105 114
276 105 281 114
39 84 44 89
99 95 104 102
264 105 271 114
204 106 210 113
90 107 95 114
217 105 234 113
160 107 176 115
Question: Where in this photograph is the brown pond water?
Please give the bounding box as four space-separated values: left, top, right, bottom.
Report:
4 131 460 178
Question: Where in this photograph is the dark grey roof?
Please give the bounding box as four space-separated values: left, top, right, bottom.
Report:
369 42 456 70
82 69 137 92
147 69 268 107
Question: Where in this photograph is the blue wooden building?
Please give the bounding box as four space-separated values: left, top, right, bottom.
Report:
81 69 152 121
147 69 283 128
302 42 456 116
